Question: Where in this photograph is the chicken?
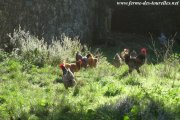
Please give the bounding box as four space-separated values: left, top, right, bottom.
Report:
64 60 82 73
76 51 83 61
59 64 76 89
81 57 88 68
86 53 94 58
124 48 147 73
76 51 88 68
86 53 98 68
112 53 122 68
120 48 130 61
130 50 137 59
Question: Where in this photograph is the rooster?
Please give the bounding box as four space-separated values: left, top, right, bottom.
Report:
124 48 147 73
76 51 88 68
59 64 76 89
64 60 82 73
112 53 122 68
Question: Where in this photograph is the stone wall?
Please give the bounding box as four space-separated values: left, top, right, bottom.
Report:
0 0 180 49
0 0 98 48
95 0 180 44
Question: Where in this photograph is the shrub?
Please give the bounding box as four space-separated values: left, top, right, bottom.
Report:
0 49 8 62
8 26 88 66
149 33 176 63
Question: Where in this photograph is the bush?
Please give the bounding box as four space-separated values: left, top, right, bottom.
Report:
8 26 88 66
0 49 8 62
149 33 176 63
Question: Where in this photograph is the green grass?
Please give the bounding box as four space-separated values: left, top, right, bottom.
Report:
0 50 180 120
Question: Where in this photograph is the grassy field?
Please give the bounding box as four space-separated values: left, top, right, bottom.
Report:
0 49 180 120
0 28 180 120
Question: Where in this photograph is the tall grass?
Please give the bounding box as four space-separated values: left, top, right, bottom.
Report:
148 33 178 63
0 28 179 120
8 26 87 66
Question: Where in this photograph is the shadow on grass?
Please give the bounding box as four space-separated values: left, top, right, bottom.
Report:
117 71 129 79
15 89 179 120
53 77 63 84
125 80 141 86
91 95 177 120
47 93 178 120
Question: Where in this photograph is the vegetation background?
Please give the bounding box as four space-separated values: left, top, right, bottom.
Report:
0 28 180 120
0 0 180 120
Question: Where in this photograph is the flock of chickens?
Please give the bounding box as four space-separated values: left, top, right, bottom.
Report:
113 48 147 73
59 48 147 89
59 52 98 89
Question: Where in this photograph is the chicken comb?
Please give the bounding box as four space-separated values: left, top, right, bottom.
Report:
140 48 147 55
59 64 65 69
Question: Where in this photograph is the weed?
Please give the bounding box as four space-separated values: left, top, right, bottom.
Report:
8 27 88 66
0 34 180 120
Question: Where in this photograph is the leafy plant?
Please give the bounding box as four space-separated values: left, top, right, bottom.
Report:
8 26 88 66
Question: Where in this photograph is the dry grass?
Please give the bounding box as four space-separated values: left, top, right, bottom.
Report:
8 26 88 66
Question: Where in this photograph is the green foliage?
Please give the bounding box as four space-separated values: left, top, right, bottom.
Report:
8 27 88 66
148 33 178 63
0 44 180 120
0 50 8 62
